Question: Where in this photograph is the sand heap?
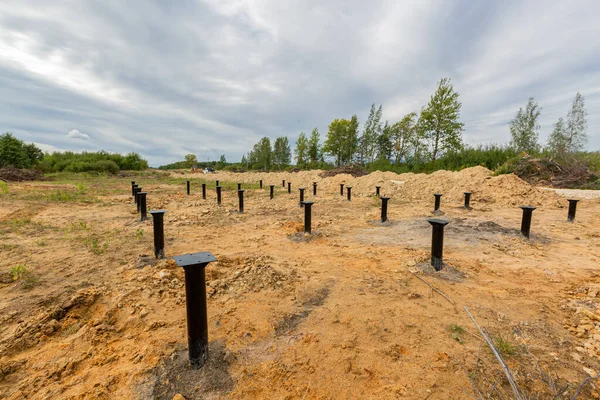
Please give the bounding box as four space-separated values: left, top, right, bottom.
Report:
382 166 563 207
175 166 564 208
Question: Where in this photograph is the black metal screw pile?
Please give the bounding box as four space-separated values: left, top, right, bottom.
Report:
567 199 579 222
464 192 472 209
269 185 275 200
173 252 218 370
149 210 167 258
216 180 219 187
139 192 148 221
202 183 206 200
134 186 141 206
187 180 190 195
131 181 136 196
288 182 291 194
282 179 286 188
375 186 381 197
216 186 222 205
380 197 390 223
238 189 244 213
520 206 536 238
237 183 242 190
346 186 352 201
428 219 449 271
302 201 314 234
313 182 317 196
433 194 442 211
340 183 344 196
259 180 263 189
134 187 142 211
299 188 305 208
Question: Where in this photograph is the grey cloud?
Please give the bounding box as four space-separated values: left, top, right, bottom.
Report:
0 0 599 167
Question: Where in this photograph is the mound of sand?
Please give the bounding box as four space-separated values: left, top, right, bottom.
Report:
175 166 564 208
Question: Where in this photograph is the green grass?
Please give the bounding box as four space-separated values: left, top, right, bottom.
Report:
9 264 40 289
448 324 466 344
84 234 109 255
0 181 8 195
494 336 518 357
135 228 144 240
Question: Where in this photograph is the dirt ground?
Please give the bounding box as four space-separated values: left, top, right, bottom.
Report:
1 167 600 399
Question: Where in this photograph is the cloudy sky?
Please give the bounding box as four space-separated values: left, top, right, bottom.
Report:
1 0 599 166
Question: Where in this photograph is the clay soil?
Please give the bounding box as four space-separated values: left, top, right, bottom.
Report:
1 168 600 399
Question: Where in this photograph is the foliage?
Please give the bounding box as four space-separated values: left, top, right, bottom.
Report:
493 336 519 357
434 144 518 171
390 112 419 164
217 154 227 169
359 104 383 163
295 132 308 167
0 181 7 195
249 137 273 170
307 128 321 165
566 92 588 151
159 159 223 170
273 136 291 169
510 97 542 154
0 133 43 168
418 78 464 163
10 264 40 289
39 151 147 173
548 92 588 156
323 115 359 167
367 144 518 174
84 234 109 255
547 117 568 156
184 154 198 168
376 122 393 161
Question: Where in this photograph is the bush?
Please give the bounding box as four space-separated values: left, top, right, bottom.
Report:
39 151 148 173
0 133 43 168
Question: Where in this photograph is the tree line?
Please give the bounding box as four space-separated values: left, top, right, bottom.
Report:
0 132 148 173
220 78 591 173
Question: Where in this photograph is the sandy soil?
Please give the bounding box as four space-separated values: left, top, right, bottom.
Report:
1 168 600 399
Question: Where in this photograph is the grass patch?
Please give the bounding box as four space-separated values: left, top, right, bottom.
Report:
135 228 144 240
9 264 40 289
84 234 109 255
494 335 518 357
0 181 8 195
448 324 466 344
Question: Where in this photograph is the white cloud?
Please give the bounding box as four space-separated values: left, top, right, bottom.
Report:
66 129 90 140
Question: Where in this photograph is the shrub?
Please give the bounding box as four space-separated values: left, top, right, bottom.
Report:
39 151 146 173
0 133 43 168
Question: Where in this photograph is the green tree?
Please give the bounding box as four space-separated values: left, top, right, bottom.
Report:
509 97 541 154
217 154 227 169
295 132 308 167
547 117 568 156
390 112 418 164
241 154 248 169
0 133 43 168
308 128 321 165
376 122 393 160
418 78 464 163
359 104 383 163
565 92 588 152
323 116 359 167
250 137 272 170
184 154 198 168
347 114 360 163
273 136 291 169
